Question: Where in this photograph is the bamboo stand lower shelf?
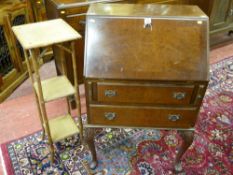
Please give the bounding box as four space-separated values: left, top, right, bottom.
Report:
48 114 80 142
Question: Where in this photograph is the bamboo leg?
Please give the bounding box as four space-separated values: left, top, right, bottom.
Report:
30 49 55 163
23 49 45 140
35 93 45 140
66 97 71 114
57 44 71 115
70 41 84 142
50 142 55 163
59 43 68 76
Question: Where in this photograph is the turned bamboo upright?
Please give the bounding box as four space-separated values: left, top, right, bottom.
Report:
12 19 84 163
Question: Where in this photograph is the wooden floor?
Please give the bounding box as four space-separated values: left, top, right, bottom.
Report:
0 42 233 174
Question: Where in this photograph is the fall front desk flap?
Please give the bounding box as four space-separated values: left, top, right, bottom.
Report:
84 3 209 81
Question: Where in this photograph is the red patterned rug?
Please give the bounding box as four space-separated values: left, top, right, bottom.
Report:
0 57 233 175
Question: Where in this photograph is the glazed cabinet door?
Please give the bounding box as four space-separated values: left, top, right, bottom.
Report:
0 2 33 102
210 0 233 31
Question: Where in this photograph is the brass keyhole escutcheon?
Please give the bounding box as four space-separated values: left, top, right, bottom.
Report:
173 92 186 100
104 90 117 97
104 112 116 120
168 114 181 122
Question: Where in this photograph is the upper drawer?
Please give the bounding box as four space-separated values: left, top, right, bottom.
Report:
94 82 195 105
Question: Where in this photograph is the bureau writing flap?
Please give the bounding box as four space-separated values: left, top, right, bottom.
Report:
84 3 209 81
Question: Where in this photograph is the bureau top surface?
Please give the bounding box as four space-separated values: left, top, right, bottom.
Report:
84 4 209 81
87 3 208 18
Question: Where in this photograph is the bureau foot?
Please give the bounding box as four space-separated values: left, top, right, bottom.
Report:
89 161 97 169
85 127 98 169
175 130 194 172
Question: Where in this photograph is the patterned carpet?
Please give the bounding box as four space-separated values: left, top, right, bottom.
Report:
1 57 233 175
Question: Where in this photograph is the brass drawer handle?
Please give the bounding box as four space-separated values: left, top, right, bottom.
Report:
173 92 186 100
168 114 181 122
104 90 117 97
104 112 116 120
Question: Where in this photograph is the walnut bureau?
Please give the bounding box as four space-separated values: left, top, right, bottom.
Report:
84 3 209 169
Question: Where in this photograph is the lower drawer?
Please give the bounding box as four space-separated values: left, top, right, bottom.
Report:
88 105 198 128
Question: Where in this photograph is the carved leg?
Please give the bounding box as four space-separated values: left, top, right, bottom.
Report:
175 130 194 172
85 128 98 169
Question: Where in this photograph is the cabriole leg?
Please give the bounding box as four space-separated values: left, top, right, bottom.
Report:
175 130 194 172
85 127 98 169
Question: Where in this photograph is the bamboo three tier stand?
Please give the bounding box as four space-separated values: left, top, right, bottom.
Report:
12 19 84 163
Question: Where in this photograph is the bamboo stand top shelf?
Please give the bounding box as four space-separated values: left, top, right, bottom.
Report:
12 18 81 49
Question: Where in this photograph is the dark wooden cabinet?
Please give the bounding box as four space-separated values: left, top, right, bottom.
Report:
209 0 233 46
210 0 232 31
